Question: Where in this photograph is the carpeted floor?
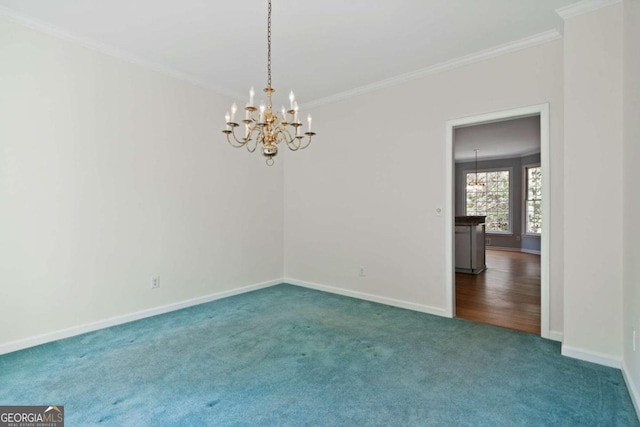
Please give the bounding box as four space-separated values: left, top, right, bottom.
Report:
0 284 638 426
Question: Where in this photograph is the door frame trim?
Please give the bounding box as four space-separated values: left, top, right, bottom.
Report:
444 103 550 339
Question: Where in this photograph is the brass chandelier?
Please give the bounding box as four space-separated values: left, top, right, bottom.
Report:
467 149 486 192
222 0 315 166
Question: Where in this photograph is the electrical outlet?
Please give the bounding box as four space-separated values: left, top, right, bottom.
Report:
516 235 521 241
151 277 160 289
359 266 365 277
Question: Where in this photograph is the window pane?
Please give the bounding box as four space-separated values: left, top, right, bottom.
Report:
526 166 542 234
527 200 542 234
465 169 510 232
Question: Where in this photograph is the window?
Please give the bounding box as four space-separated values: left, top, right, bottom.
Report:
465 170 510 233
525 165 542 235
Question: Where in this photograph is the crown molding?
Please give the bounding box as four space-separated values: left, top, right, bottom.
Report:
0 5 243 101
0 4 566 110
303 30 562 110
555 0 622 20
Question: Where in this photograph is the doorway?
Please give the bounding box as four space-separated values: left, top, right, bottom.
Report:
444 104 550 338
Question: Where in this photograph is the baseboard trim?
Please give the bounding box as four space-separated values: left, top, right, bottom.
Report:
487 246 541 255
561 344 622 368
285 278 448 318
622 360 640 421
487 246 521 252
521 249 542 255
0 279 281 355
549 330 564 342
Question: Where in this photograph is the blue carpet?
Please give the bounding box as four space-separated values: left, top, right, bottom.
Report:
0 284 637 426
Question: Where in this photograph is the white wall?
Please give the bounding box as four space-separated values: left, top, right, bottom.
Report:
284 40 565 333
623 0 640 410
562 4 624 363
0 17 284 349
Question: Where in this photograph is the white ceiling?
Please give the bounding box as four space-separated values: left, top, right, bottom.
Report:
454 116 541 162
0 0 577 108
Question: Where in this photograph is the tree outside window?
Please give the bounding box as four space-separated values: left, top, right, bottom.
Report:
525 165 542 235
465 170 510 232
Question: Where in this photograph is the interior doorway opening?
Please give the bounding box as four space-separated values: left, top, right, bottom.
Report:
445 104 550 338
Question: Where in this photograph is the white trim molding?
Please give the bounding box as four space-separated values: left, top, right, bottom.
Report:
0 4 563 111
0 5 243 101
304 30 561 109
486 246 541 255
285 278 447 318
556 0 622 20
622 361 640 418
561 344 622 368
549 330 564 342
0 279 281 355
521 249 542 255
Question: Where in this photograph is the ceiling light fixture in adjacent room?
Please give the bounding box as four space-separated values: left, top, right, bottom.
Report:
222 0 316 166
467 149 486 192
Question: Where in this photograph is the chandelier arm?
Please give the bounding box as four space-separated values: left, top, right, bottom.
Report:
284 125 296 142
270 121 297 150
226 130 247 148
298 135 313 150
282 128 302 151
286 140 301 151
246 137 258 153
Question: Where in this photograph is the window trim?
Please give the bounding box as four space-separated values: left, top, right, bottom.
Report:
522 162 542 237
463 166 513 234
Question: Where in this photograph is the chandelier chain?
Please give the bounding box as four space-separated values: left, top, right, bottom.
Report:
267 0 272 88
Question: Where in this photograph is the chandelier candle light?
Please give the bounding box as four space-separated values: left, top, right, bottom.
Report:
222 0 315 166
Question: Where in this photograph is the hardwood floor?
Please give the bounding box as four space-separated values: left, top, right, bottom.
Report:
455 249 541 335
